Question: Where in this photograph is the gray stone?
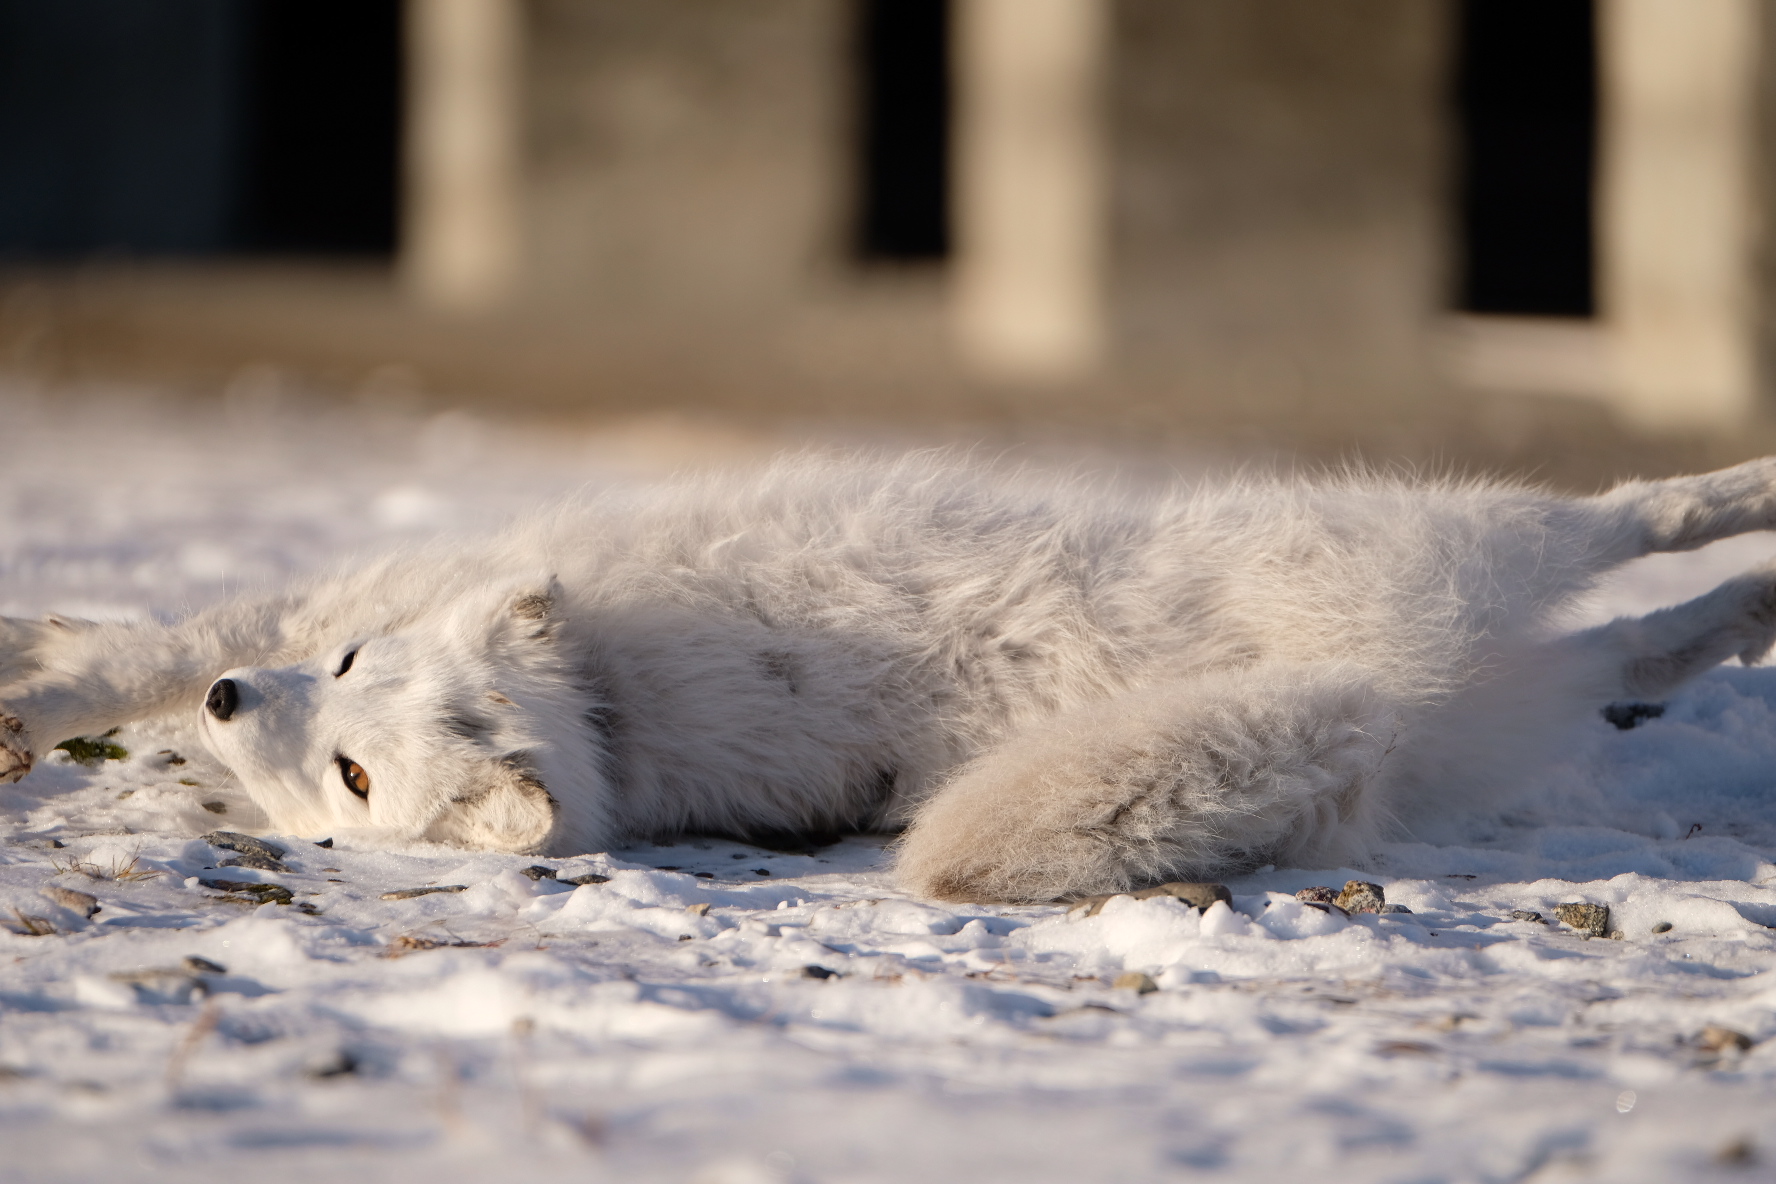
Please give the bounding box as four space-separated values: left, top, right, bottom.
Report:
802 964 840 980
520 865 557 880
1295 886 1349 916
560 872 610 886
1383 904 1413 914
1072 882 1232 918
1068 894 1115 918
200 831 286 862
1510 910 1546 924
1553 902 1610 937
1113 971 1160 994
218 853 288 873
1133 882 1232 911
199 878 294 905
183 956 226 975
379 884 468 900
1336 881 1387 914
40 885 98 918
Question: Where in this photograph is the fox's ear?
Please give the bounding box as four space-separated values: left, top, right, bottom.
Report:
425 758 557 853
497 576 562 643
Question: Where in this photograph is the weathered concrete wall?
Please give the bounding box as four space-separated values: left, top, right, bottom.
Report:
1107 0 1449 420
521 0 851 313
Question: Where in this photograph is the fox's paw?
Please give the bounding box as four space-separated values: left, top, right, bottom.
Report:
0 712 32 783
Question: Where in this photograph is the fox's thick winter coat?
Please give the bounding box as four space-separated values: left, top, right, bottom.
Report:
4 452 1776 902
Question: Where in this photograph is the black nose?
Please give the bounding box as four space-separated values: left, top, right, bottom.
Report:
205 678 239 722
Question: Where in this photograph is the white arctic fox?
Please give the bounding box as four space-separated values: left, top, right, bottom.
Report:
3 452 1776 902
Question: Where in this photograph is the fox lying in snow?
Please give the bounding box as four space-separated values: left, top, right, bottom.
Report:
2 452 1774 902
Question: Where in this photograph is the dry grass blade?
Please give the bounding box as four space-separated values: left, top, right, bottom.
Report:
7 909 55 937
165 999 222 1092
47 849 161 883
382 934 503 958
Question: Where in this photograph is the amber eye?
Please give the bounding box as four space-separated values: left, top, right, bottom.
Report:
337 755 370 800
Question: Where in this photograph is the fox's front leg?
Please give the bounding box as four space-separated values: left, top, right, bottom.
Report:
0 598 299 783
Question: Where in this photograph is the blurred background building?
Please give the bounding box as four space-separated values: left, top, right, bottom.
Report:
1 0 1773 476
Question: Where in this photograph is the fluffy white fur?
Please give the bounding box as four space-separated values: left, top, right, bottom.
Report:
4 451 1776 902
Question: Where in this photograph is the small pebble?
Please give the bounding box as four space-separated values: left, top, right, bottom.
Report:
1510 910 1545 924
1553 902 1610 938
183 956 226 975
1700 1025 1755 1053
314 838 333 848
802 965 840 980
1602 701 1666 730
1113 971 1159 995
560 872 609 886
1383 903 1413 914
40 886 99 918
201 802 228 814
306 1050 359 1079
1336 880 1387 915
380 885 468 900
519 865 557 881
1715 1138 1758 1167
753 868 772 877
107 969 206 1005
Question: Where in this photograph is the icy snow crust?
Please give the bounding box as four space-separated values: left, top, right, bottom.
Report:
6 391 1776 1181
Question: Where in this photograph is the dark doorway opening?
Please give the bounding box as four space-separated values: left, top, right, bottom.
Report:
856 0 950 260
0 0 401 258
1455 0 1597 316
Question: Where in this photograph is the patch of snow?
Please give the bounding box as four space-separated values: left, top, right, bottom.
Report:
4 384 1776 1180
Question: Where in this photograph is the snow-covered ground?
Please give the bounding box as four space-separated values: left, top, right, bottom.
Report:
6 385 1776 1182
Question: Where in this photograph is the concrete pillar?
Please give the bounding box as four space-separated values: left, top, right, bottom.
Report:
402 0 523 313
952 0 1108 384
1599 0 1760 428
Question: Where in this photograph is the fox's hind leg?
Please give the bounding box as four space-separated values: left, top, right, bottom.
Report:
1579 456 1776 562
895 662 1397 903
1559 561 1776 699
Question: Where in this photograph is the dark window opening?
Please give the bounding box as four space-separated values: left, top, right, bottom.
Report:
237 0 403 254
856 0 950 260
1456 0 1597 316
0 0 401 258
